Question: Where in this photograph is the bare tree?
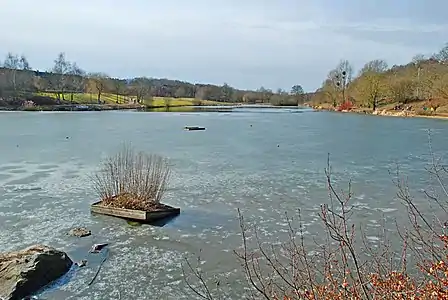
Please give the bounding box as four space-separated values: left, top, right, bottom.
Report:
333 60 353 105
130 77 151 103
357 60 388 110
113 80 126 103
68 63 85 102
220 83 234 102
388 78 415 104
433 73 448 100
0 70 7 96
183 156 380 299
184 135 448 299
411 54 426 65
89 73 109 104
359 59 388 75
432 43 448 63
19 55 30 70
257 86 273 103
326 69 342 107
174 86 186 98
51 52 72 102
164 97 172 108
323 60 354 108
195 86 208 100
3 53 31 94
290 85 304 105
69 63 85 91
318 78 339 107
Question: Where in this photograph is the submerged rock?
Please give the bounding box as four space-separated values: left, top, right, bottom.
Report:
68 227 91 237
126 220 142 227
0 244 73 300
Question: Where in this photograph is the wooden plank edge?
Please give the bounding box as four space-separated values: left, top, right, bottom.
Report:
90 202 181 214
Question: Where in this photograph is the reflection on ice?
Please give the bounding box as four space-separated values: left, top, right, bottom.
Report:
0 110 445 299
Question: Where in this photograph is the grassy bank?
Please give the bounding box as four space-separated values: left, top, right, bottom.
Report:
37 92 232 107
0 104 144 112
0 92 236 112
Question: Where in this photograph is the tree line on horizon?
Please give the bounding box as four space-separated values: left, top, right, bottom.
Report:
0 52 308 107
310 43 448 113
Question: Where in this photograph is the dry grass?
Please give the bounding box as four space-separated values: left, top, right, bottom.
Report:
91 145 171 211
100 192 173 211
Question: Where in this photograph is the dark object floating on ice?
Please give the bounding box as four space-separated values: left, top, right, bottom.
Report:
75 259 88 267
89 243 108 254
184 126 206 131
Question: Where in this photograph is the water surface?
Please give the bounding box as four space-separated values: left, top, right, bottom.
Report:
0 109 447 299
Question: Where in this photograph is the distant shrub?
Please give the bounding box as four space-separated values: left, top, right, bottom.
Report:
192 99 202 106
337 100 354 111
415 108 434 116
22 106 41 111
27 95 58 105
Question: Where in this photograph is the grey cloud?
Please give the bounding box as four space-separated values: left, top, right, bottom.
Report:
0 0 446 91
325 0 448 25
333 28 446 53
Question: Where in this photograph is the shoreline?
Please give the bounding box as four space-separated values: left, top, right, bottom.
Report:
3 103 447 120
311 106 448 121
0 104 144 112
0 103 231 112
0 103 302 112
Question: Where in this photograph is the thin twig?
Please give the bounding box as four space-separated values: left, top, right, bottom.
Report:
88 248 109 286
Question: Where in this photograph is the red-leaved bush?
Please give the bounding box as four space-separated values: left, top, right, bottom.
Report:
337 100 354 111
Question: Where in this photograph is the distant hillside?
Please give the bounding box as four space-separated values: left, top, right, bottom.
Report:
309 44 448 113
0 52 309 107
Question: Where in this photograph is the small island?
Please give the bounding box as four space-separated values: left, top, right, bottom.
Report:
90 146 180 223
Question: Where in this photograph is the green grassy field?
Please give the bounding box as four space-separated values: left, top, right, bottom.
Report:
38 92 231 107
149 97 232 107
147 106 197 112
38 92 125 104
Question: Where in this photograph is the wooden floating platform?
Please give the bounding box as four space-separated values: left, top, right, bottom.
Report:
184 126 206 131
90 201 180 223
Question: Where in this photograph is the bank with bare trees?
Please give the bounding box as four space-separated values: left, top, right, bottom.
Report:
309 43 448 117
0 52 308 109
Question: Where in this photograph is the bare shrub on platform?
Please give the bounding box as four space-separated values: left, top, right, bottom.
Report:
183 131 448 299
92 145 171 210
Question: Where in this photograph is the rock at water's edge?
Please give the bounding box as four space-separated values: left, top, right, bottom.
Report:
0 244 73 300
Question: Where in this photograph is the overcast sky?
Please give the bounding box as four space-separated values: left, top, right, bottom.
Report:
0 0 447 92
